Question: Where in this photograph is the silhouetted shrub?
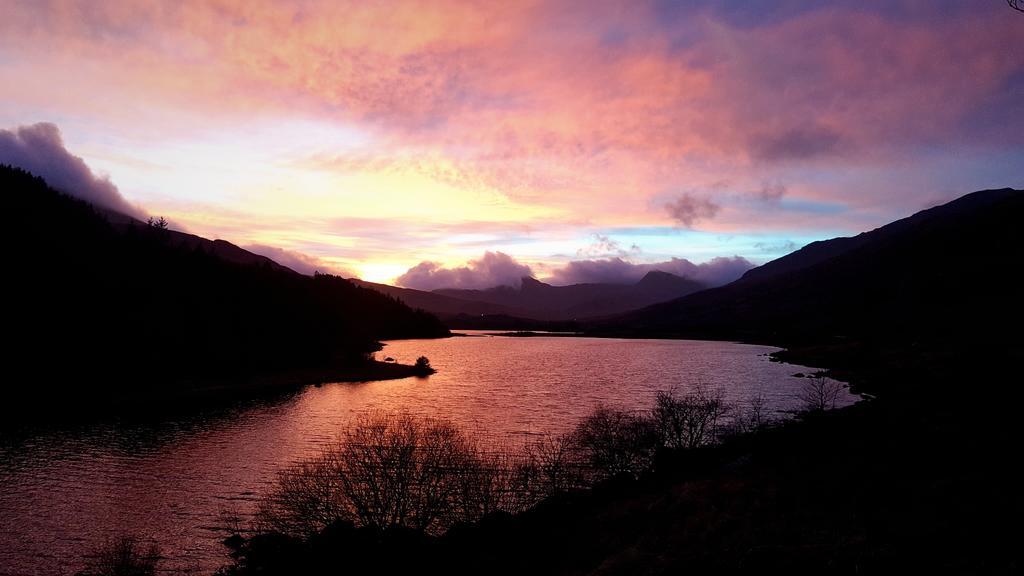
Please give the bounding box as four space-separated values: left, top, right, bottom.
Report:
414 356 434 374
255 457 346 537
455 445 536 520
798 376 844 412
652 386 730 449
339 413 473 533
259 413 509 537
77 536 160 576
729 393 774 434
570 407 659 479
520 433 589 497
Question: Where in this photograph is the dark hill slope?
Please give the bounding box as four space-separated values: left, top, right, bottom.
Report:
97 205 296 273
739 188 1020 284
2 165 448 413
595 188 1024 387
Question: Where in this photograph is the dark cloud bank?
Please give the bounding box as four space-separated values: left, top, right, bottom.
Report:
665 192 720 227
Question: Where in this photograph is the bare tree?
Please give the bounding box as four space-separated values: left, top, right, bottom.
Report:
798 376 844 412
521 432 588 497
334 413 474 534
731 393 772 434
258 413 507 537
257 456 347 537
571 406 659 479
77 536 160 576
455 445 534 520
652 385 731 449
746 393 768 428
218 504 246 536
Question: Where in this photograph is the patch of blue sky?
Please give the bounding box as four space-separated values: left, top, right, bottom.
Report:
777 198 848 215
562 228 829 265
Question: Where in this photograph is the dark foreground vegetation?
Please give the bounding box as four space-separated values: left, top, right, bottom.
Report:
251 385 744 539
2 165 448 420
203 370 1019 575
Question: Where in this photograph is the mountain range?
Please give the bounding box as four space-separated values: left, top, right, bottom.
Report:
359 188 1022 342
355 271 707 324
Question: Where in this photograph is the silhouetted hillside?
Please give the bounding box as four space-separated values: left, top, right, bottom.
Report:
2 165 449 416
594 188 1024 390
95 205 297 273
431 272 706 321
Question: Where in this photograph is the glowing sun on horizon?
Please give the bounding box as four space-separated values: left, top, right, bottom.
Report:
356 262 410 285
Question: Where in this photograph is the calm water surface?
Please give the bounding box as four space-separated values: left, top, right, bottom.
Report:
0 334 855 575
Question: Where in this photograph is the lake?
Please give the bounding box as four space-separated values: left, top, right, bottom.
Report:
0 334 856 575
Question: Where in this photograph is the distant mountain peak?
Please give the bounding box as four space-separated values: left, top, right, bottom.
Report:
421 268 706 322
636 270 703 292
638 270 680 284
519 276 548 290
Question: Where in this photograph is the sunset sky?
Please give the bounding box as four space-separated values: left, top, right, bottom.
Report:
2 0 1022 286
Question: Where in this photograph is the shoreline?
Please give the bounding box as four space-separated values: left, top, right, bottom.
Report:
461 327 864 395
1 360 432 430
169 360 433 401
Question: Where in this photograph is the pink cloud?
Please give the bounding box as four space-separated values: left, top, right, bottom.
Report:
394 250 755 291
1 0 1020 247
396 251 533 290
5 2 1020 165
